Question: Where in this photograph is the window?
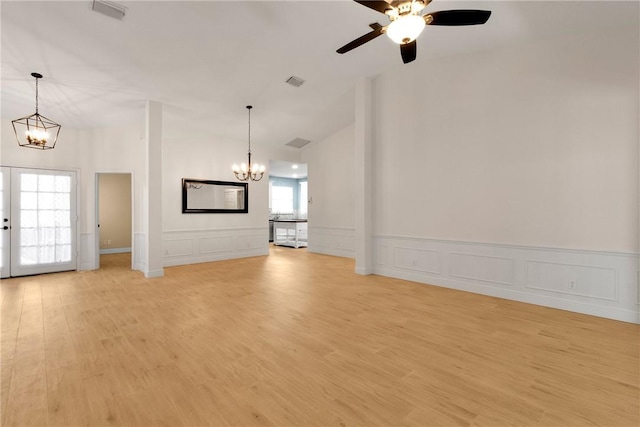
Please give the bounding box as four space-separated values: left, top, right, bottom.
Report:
271 185 294 213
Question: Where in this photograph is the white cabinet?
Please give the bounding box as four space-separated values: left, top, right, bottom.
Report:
273 220 307 248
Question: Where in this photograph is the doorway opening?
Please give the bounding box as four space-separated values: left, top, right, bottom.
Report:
268 160 308 248
96 173 132 269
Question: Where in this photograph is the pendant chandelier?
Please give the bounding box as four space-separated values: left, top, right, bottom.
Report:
12 73 62 150
232 105 265 182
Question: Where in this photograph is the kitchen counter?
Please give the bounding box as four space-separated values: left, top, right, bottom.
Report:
273 219 308 248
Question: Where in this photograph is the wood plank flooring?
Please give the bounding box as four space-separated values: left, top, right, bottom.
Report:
1 246 638 426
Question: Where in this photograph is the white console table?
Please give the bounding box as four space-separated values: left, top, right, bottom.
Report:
273 220 308 248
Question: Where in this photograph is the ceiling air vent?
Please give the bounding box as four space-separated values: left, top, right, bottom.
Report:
285 76 305 88
92 0 127 20
286 138 311 149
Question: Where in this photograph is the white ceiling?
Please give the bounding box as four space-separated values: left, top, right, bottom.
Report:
2 1 638 151
269 159 308 179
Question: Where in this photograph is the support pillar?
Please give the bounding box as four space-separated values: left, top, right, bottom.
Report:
355 78 373 275
144 100 163 278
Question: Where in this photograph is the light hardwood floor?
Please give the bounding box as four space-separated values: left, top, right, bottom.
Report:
1 246 638 426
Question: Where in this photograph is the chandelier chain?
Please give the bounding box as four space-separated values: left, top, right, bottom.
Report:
35 76 39 114
247 106 251 154
232 105 264 182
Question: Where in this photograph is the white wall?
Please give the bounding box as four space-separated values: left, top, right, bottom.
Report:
369 26 639 322
1 120 147 272
161 137 299 266
374 26 638 251
301 123 356 258
2 111 303 272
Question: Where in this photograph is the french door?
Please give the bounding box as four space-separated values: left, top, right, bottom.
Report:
1 167 77 278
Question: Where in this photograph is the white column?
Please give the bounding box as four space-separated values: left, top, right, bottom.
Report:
144 100 164 278
355 78 373 275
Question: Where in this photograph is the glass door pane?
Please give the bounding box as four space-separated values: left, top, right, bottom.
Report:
10 168 77 277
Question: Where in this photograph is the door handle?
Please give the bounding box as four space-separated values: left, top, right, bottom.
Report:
2 226 7 230
3 218 7 222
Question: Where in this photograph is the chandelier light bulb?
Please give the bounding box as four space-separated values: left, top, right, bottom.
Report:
25 129 49 146
232 164 240 172
386 14 426 44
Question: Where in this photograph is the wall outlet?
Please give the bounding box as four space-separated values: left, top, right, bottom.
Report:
107 239 111 245
569 280 576 290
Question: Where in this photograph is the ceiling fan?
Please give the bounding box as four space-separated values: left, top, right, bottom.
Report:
337 0 491 64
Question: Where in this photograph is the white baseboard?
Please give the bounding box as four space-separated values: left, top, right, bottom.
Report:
144 269 164 278
373 235 639 324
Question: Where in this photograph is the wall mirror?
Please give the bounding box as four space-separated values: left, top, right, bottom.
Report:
182 179 248 213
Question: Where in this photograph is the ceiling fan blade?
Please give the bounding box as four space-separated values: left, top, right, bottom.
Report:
428 10 491 26
400 40 417 64
353 0 394 15
337 23 385 54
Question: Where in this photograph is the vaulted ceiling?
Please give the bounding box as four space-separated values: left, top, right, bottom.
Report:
2 1 637 150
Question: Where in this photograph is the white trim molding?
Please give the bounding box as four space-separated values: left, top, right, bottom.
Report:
307 226 355 259
373 235 639 324
163 227 268 267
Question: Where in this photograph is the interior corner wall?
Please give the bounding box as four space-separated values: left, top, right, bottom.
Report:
370 25 639 323
301 123 356 258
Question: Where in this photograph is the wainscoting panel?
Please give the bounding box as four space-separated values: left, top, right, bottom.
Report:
394 247 441 275
373 235 639 323
165 239 194 257
237 233 265 252
199 237 233 255
307 226 355 259
163 227 268 267
526 261 617 301
450 253 514 286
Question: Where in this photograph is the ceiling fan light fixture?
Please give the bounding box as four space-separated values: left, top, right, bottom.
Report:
386 14 426 44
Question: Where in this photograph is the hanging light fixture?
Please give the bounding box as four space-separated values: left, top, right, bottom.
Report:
232 105 265 182
12 73 62 150
385 0 427 45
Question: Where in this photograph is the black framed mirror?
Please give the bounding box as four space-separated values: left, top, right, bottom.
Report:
182 179 248 213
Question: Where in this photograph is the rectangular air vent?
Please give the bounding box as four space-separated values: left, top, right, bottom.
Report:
92 0 127 20
285 76 305 88
286 138 311 149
